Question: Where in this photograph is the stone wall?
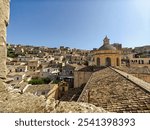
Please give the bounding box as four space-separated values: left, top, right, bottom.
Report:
132 74 150 83
0 0 10 79
111 67 150 93
74 71 92 88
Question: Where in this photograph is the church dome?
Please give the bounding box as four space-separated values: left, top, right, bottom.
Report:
99 44 116 50
99 36 116 50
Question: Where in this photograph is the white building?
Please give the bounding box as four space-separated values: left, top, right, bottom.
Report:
40 67 60 78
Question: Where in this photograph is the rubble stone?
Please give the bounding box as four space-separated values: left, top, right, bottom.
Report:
0 79 106 112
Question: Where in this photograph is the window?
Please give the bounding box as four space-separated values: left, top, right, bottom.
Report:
138 60 140 64
41 91 46 95
70 71 73 75
116 58 119 66
105 57 111 66
62 87 65 92
97 58 100 66
93 58 95 62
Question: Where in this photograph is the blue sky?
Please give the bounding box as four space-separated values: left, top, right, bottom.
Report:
7 0 150 49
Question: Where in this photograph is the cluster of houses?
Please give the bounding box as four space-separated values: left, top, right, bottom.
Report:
6 43 150 100
6 44 89 99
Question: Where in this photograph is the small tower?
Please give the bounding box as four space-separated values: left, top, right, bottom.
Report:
103 36 110 45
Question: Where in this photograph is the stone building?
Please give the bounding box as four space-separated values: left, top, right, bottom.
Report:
7 72 26 87
27 60 40 71
128 53 150 66
74 66 96 88
92 36 121 67
24 84 58 97
58 81 69 99
0 0 10 79
112 43 122 50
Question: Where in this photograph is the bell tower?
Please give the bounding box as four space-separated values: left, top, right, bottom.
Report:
103 36 110 45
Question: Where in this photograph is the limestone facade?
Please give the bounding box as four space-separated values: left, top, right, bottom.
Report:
27 60 40 71
0 0 10 79
92 36 121 67
74 71 92 88
130 57 150 65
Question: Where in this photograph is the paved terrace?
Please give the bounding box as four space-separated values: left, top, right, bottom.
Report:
78 67 150 113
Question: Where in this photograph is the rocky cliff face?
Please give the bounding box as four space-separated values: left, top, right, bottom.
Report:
0 0 10 79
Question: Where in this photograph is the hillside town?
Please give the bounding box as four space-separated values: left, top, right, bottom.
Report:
5 37 150 112
0 0 150 113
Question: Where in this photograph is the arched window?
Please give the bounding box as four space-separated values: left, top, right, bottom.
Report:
116 58 120 66
105 57 111 66
97 58 100 66
139 60 140 64
93 58 95 62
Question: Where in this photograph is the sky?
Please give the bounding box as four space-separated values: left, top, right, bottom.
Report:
7 0 150 50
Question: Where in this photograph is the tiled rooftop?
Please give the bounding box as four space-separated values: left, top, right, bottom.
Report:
78 67 150 113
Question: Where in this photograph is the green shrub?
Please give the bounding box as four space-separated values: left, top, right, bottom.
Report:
28 77 51 85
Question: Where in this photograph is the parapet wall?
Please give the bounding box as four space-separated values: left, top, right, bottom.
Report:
111 67 150 93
